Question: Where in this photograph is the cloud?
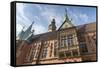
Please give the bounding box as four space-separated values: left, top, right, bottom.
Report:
33 24 46 34
16 24 23 36
31 5 63 33
40 7 63 29
79 13 89 22
70 11 89 25
16 4 66 35
34 16 41 23
16 3 94 36
29 5 64 33
34 4 43 11
16 3 34 36
16 3 31 26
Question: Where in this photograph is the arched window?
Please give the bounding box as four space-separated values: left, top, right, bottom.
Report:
29 49 36 62
41 47 48 58
49 43 53 57
54 42 58 57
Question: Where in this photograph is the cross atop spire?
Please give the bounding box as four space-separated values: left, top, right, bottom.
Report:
65 8 69 21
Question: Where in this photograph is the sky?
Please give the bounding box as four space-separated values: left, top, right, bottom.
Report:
16 3 96 35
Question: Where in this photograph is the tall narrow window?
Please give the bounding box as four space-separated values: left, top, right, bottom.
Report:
50 43 53 57
80 43 88 53
41 47 47 58
66 36 68 47
67 35 73 46
54 42 58 57
61 36 66 48
29 49 36 62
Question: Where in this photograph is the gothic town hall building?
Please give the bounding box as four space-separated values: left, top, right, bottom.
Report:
16 11 97 65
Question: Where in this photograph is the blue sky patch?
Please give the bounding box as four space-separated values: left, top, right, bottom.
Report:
16 3 96 35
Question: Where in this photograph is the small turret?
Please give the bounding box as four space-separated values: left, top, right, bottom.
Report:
48 18 56 32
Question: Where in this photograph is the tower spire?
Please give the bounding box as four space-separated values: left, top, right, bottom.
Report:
22 21 34 40
58 8 74 30
22 26 25 30
65 8 69 21
26 21 34 32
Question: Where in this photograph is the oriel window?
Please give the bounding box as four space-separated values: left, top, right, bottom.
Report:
61 36 66 48
67 34 73 46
